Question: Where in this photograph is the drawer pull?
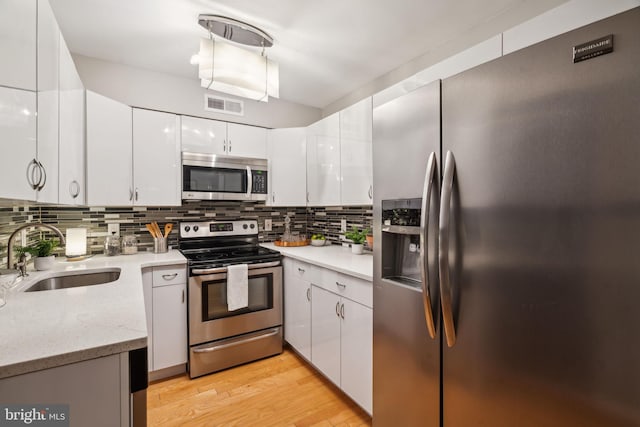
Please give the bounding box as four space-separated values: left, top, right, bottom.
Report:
336 281 346 289
298 268 305 273
162 273 178 280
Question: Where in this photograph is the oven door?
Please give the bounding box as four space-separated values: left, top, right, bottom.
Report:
188 263 283 345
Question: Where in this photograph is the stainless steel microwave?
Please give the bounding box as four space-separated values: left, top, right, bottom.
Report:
182 152 268 201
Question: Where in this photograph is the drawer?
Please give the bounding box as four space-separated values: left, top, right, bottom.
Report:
311 269 372 309
152 265 187 287
286 259 320 284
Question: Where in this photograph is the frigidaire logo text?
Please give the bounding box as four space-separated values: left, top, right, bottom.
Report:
574 38 611 54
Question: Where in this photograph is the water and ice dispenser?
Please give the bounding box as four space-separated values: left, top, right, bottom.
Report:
380 198 424 287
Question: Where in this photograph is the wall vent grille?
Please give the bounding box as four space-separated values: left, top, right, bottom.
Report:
204 94 244 116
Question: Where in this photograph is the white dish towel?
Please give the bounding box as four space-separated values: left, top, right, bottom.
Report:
226 264 249 311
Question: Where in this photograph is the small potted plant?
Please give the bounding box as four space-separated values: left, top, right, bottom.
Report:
17 238 59 271
345 227 370 255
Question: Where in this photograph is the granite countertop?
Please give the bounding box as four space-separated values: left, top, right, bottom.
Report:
261 242 373 281
0 250 186 379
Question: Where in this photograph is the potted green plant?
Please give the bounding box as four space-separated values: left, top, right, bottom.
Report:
17 238 59 271
345 227 370 255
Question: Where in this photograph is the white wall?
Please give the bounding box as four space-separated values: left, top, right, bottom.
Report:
323 0 640 116
73 54 321 129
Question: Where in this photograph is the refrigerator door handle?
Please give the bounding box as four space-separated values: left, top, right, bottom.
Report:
439 150 457 347
419 151 438 339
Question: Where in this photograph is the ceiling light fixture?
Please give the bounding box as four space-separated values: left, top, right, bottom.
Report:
192 14 279 102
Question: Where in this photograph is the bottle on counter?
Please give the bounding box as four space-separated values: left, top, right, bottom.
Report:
121 235 138 255
104 232 121 256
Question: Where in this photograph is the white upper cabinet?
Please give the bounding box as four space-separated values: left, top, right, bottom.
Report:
226 123 267 158
86 91 133 206
181 116 267 158
0 87 37 201
267 128 307 206
35 0 60 204
58 37 85 205
181 116 227 155
133 109 181 206
0 0 36 91
306 113 341 206
340 97 372 205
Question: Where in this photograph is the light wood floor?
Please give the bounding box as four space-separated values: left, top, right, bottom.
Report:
148 348 372 427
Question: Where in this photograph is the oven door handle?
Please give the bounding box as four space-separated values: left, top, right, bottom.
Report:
192 328 280 353
191 261 281 275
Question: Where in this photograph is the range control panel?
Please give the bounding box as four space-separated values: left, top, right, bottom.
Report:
180 220 258 238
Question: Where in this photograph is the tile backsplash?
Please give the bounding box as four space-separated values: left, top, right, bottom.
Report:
0 201 372 265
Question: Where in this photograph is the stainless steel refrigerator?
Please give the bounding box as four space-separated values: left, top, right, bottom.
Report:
373 7 640 427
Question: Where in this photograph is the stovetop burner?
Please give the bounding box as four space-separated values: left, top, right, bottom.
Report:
178 220 281 269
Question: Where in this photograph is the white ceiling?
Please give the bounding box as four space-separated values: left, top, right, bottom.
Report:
49 0 567 109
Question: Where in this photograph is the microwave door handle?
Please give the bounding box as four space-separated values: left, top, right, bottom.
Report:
246 166 253 198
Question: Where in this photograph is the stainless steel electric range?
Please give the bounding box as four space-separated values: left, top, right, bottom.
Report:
178 220 283 378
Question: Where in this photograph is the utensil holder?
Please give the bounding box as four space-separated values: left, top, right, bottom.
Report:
153 237 168 253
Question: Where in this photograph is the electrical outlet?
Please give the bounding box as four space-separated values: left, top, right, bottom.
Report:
107 223 120 237
340 219 347 232
264 219 272 231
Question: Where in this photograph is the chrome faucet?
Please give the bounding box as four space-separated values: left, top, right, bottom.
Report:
6 223 66 274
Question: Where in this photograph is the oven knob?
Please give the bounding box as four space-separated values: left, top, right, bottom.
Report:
250 223 255 229
193 225 199 232
243 224 248 229
184 226 191 232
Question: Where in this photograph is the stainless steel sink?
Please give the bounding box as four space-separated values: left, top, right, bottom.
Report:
25 269 121 292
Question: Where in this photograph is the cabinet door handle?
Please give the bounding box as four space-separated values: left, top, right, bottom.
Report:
272 192 275 203
306 192 310 202
182 289 185 303
336 281 346 289
340 303 345 319
36 161 47 191
306 288 311 301
228 139 232 152
135 188 139 201
69 180 80 198
335 301 340 317
368 184 373 200
129 188 134 201
162 273 178 280
223 139 227 152
26 159 38 189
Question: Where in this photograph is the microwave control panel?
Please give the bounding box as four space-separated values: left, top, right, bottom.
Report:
252 170 268 194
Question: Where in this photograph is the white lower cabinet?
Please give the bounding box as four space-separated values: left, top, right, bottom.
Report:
311 285 342 385
283 258 312 360
311 285 373 414
0 353 129 427
339 296 373 414
284 255 373 415
152 283 187 370
142 264 188 378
